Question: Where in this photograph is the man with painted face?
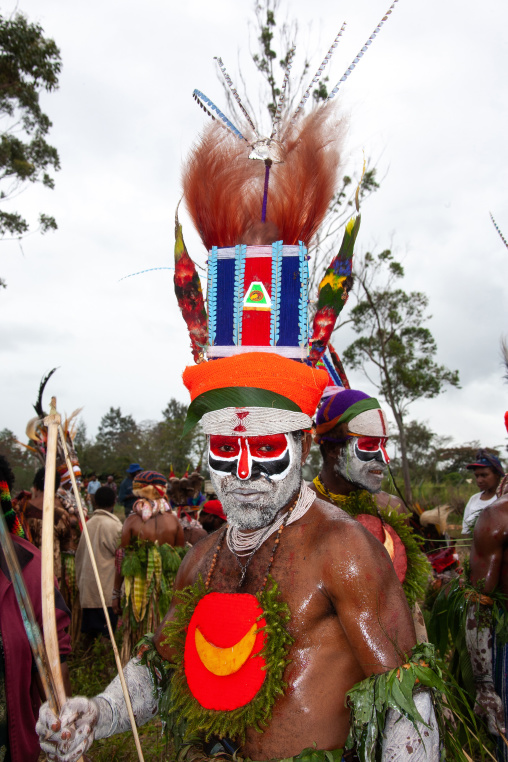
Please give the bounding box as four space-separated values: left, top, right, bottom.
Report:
310 389 405 513
310 389 431 641
37 353 439 762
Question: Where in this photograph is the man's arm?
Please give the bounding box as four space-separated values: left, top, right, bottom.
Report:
324 520 439 760
324 519 416 674
470 501 508 592
154 535 214 659
36 536 212 761
466 500 508 735
174 517 185 547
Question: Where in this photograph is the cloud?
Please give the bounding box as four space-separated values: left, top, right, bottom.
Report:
1 0 507 462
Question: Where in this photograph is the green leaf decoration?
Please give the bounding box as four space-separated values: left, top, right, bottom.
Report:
331 490 431 608
346 643 441 761
121 538 188 630
427 573 508 708
156 575 294 745
183 387 302 436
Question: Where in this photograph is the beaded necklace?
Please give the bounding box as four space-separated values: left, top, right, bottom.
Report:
313 473 348 505
205 495 298 590
314 473 386 523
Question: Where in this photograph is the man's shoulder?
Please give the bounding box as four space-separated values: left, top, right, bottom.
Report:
301 496 379 551
465 491 482 508
375 490 407 514
477 496 508 528
473 497 508 550
300 498 403 594
175 530 217 586
93 509 122 525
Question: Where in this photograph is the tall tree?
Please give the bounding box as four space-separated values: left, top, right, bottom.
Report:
137 399 196 477
0 427 37 489
342 250 460 503
94 407 142 476
0 12 61 255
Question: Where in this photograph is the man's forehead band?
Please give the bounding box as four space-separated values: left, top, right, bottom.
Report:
201 407 312 436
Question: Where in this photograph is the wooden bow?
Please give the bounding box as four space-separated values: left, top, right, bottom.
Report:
56 403 145 761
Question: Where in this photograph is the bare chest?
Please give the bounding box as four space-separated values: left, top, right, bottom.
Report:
193 523 336 640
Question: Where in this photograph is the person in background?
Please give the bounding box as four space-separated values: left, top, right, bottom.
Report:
310 389 429 642
462 450 505 534
106 475 117 497
86 474 101 511
467 492 508 757
118 463 142 517
199 498 227 533
75 486 122 646
310 389 407 515
13 467 70 585
113 470 185 665
0 455 71 762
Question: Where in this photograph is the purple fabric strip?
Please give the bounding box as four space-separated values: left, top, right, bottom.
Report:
261 162 271 222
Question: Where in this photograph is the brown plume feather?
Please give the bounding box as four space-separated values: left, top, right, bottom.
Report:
183 105 344 249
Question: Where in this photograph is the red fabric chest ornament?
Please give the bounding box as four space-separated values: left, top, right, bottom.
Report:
356 514 408 583
184 592 267 710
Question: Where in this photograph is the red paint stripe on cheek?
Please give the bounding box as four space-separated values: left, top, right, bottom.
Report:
237 439 251 480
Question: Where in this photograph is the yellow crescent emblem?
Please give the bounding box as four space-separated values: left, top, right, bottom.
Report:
382 526 395 561
195 623 258 676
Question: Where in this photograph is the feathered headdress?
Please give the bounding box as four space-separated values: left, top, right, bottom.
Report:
175 2 400 432
22 369 83 485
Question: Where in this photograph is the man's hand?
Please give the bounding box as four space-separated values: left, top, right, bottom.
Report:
36 696 99 761
475 683 506 736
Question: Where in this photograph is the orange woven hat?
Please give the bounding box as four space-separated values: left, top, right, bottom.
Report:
182 352 328 435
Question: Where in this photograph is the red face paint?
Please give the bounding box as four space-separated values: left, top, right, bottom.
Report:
209 434 290 481
355 436 390 464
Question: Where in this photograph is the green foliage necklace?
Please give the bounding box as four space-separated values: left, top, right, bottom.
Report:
157 506 296 744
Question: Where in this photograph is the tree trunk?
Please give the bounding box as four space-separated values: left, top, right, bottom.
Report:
393 411 413 505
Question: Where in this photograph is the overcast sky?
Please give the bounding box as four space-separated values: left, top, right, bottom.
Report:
1 0 507 456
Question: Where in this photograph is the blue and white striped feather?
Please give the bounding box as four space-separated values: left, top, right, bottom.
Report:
192 90 246 141
298 241 309 346
270 240 283 345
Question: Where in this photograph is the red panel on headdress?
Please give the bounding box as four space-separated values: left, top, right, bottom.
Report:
184 592 267 710
242 257 271 347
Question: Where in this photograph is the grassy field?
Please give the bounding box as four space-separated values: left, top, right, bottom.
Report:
66 636 169 762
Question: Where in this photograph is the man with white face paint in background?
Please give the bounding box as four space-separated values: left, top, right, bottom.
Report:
310 388 431 642
310 389 406 513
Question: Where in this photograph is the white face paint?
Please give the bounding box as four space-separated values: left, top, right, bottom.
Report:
209 433 302 530
334 437 389 494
